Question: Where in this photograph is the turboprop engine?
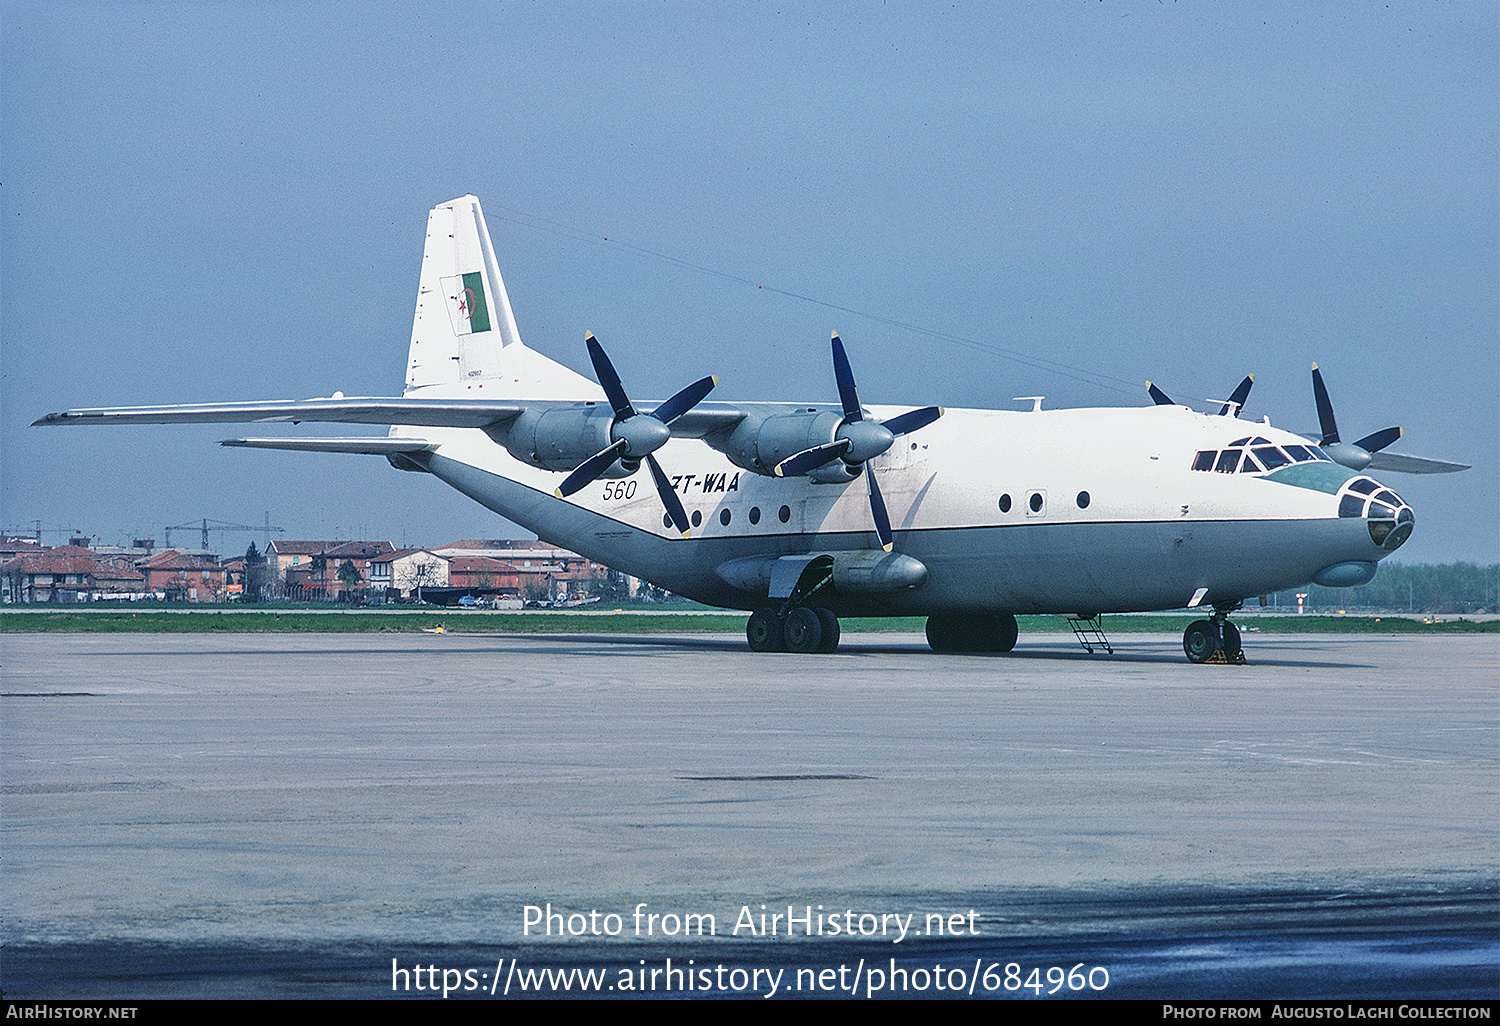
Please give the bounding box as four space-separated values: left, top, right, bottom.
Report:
486 405 623 473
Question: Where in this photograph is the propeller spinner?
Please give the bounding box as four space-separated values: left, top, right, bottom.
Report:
554 332 717 537
773 332 943 552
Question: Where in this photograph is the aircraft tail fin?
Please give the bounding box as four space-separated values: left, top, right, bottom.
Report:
403 196 597 402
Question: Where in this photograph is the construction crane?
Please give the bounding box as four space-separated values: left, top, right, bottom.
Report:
163 515 285 550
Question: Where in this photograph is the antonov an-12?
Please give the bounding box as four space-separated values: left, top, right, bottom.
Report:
35 196 1469 661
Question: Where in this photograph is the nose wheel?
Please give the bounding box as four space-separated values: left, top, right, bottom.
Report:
1183 606 1246 664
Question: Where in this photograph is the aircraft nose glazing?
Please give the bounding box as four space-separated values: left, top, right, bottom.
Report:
1335 476 1414 551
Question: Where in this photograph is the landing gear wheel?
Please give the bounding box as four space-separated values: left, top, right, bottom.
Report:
926 615 960 652
1219 620 1242 662
994 613 1019 653
1183 619 1221 664
813 607 840 653
747 607 784 652
926 613 1018 653
783 606 824 654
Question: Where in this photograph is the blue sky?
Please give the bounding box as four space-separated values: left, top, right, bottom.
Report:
3 2 1495 561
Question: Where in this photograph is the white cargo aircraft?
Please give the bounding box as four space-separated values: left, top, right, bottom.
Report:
35 196 1468 662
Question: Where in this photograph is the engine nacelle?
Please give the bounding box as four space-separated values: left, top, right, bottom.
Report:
485 405 618 472
713 408 845 476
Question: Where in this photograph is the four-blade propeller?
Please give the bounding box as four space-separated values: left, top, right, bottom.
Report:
773 332 943 552
1310 362 1402 472
1147 375 1255 417
554 332 717 537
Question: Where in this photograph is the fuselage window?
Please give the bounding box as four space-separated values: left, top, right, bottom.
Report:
1076 491 1090 509
1214 450 1241 473
749 506 761 524
720 508 732 526
1029 492 1044 513
690 510 702 527
999 493 1012 512
1348 478 1378 495
778 505 791 523
1339 494 1366 518
1192 451 1216 471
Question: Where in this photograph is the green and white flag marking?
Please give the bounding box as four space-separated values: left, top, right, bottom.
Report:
441 271 492 335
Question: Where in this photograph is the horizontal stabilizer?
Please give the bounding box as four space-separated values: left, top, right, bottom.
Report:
221 437 435 454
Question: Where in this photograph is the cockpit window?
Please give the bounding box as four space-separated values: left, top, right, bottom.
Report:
1193 439 1327 474
1253 446 1292 470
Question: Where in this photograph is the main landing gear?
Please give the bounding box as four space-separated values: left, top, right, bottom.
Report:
924 613 1018 654
1182 604 1245 664
747 605 841 654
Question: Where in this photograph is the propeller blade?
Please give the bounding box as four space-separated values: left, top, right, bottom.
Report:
775 439 851 478
1353 425 1403 454
880 405 943 437
585 332 635 419
555 438 629 497
650 374 718 425
1219 374 1254 417
830 333 863 421
1311 363 1340 445
866 463 893 553
1146 381 1174 406
646 453 691 537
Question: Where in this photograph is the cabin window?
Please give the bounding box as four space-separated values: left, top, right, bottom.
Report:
1029 492 1045 513
778 505 791 523
690 510 702 528
998 494 1012 513
748 506 761 524
1076 491 1090 509
719 508 731 526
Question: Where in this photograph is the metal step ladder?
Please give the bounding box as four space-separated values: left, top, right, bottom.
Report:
1066 614 1114 654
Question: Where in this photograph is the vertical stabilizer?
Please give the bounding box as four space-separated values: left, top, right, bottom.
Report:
405 195 524 392
402 195 602 402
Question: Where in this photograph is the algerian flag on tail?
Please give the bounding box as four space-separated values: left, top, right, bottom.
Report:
441 272 492 335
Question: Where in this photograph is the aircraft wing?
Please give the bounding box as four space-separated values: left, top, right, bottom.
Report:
32 398 530 428
33 397 754 434
1364 451 1471 474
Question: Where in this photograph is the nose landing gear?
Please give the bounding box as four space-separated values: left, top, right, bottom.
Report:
1183 604 1246 664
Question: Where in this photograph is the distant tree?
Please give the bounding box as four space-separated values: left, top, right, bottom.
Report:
243 543 272 604
400 557 443 603
600 568 630 603
337 559 362 600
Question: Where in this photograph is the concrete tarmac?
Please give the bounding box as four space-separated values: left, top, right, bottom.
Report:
2 630 1495 999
